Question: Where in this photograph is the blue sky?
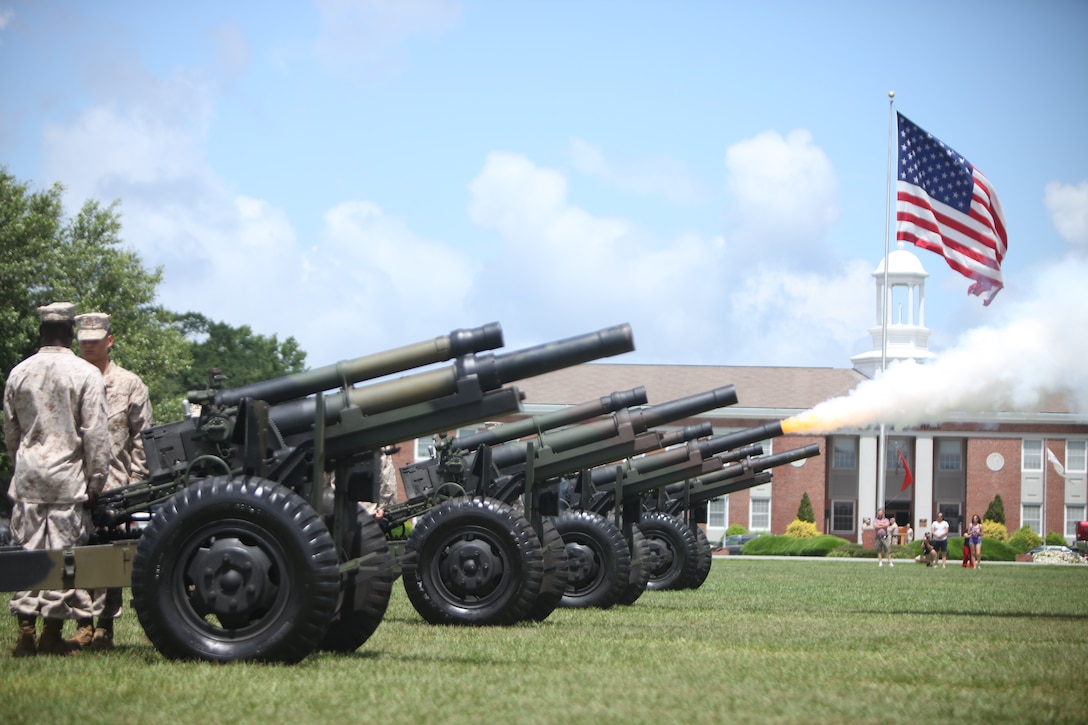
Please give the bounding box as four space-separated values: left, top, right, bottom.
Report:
2 1 1086 378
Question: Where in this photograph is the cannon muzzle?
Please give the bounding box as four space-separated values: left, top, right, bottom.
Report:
695 421 784 459
210 322 505 407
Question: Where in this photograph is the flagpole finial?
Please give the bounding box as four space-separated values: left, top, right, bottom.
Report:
889 91 895 98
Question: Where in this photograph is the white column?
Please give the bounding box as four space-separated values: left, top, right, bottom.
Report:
858 433 878 544
914 435 934 531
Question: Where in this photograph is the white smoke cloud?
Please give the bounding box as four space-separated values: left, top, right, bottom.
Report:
786 253 1088 433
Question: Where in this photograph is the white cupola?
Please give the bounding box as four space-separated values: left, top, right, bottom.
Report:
851 242 937 378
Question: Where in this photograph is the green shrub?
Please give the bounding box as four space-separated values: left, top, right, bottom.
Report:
725 523 748 536
1045 531 1067 546
984 495 1006 525
785 518 820 538
796 492 815 524
982 519 1007 543
743 534 847 557
1007 526 1044 553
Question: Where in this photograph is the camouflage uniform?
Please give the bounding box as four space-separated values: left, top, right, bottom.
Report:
3 306 110 622
75 313 153 628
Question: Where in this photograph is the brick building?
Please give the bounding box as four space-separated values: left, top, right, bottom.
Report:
402 245 1087 544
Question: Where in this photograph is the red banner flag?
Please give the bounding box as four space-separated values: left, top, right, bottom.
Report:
895 113 1007 305
898 449 914 492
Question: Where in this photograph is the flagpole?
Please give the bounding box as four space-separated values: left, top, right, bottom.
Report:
878 91 895 512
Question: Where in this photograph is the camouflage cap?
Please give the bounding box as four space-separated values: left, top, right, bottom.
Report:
38 302 76 323
75 312 111 341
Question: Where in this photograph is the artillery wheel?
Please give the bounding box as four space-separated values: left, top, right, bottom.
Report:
554 510 630 610
639 511 700 591
617 522 650 606
527 516 570 621
318 508 395 652
401 497 544 626
683 525 714 590
131 476 340 663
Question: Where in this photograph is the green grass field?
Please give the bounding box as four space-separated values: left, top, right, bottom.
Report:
1 558 1085 724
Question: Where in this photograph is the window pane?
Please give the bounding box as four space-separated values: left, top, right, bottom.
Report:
1022 504 1042 535
1067 441 1087 473
832 501 854 532
832 438 857 470
1065 505 1085 539
938 440 962 471
751 499 770 532
708 496 728 528
1022 440 1043 471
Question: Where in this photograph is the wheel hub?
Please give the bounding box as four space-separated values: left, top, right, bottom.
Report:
188 537 276 625
440 537 504 596
564 542 597 585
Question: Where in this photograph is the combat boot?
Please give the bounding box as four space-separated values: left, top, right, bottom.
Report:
11 615 37 657
68 618 95 648
37 618 80 656
89 621 114 651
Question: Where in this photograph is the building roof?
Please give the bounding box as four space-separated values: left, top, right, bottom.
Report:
515 363 868 413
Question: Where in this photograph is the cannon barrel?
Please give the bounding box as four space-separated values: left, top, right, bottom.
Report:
588 423 722 488
450 386 649 451
268 323 635 436
691 443 822 489
694 421 784 460
211 322 505 407
487 385 738 471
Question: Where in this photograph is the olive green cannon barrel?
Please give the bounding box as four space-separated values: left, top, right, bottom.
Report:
588 440 762 489
668 443 822 505
210 322 505 407
485 385 739 472
267 323 635 436
450 387 649 451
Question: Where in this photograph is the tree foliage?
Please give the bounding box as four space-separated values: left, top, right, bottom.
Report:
796 492 815 523
0 169 310 508
984 494 1006 525
169 312 306 396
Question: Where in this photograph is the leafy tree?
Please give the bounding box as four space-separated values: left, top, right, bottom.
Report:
170 312 306 396
725 523 748 536
796 492 815 523
984 495 1006 525
0 169 192 505
1007 525 1044 554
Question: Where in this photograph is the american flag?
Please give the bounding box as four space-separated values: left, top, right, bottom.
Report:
895 113 1007 305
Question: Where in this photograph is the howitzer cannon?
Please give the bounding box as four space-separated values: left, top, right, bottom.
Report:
396 386 737 620
0 322 634 663
562 421 820 592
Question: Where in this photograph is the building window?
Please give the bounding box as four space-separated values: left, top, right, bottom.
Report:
831 501 854 533
1022 440 1043 472
1067 441 1087 473
832 437 857 470
750 498 770 532
886 438 910 469
1066 506 1085 540
937 440 962 471
708 496 728 528
1022 504 1042 535
415 437 434 461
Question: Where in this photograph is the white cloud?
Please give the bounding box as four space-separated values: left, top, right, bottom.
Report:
722 129 840 271
1045 180 1088 246
566 137 704 204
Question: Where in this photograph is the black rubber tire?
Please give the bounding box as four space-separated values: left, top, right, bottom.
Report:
131 476 340 663
639 511 700 591
617 522 650 606
527 516 570 622
318 507 395 652
401 497 544 626
684 525 714 590
554 510 630 610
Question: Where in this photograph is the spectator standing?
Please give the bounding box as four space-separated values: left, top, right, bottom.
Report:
3 302 110 656
966 514 983 570
931 512 950 569
76 312 153 650
873 508 893 568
